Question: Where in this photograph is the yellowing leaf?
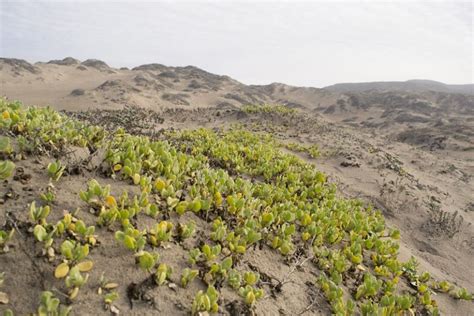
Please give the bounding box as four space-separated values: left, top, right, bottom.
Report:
104 282 119 289
1 111 9 120
54 262 70 279
0 291 9 304
155 179 166 191
356 264 366 271
132 173 141 185
302 232 311 241
113 164 122 171
214 191 223 207
88 236 97 246
76 260 94 272
69 286 79 300
124 235 136 250
105 195 117 208
245 291 255 305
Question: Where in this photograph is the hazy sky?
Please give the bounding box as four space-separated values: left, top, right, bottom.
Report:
0 1 472 87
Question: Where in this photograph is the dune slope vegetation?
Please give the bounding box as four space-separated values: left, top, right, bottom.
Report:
0 99 472 315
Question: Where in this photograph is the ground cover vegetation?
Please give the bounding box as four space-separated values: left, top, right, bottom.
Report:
0 100 472 315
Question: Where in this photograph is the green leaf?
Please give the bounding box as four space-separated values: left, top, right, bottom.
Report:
0 136 12 154
0 160 15 180
33 225 48 242
221 257 232 271
137 251 157 271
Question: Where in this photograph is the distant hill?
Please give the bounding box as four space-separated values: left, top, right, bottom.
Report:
1 57 473 121
324 79 474 95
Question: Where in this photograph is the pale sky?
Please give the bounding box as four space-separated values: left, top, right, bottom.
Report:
0 0 472 87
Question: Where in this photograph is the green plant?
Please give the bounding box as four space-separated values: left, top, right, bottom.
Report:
0 228 14 253
401 256 419 283
71 219 97 246
189 244 222 265
228 269 242 290
243 271 259 286
395 294 414 311
360 301 380 315
0 272 6 309
453 288 473 300
60 240 89 263
30 201 51 224
0 136 12 154
136 251 159 272
210 218 227 242
318 274 354 315
0 160 14 180
283 142 319 158
148 221 173 246
17 135 34 154
55 213 73 236
201 244 221 262
40 189 56 204
104 291 119 305
97 273 119 296
432 280 453 293
192 285 219 315
174 200 187 216
115 226 146 252
204 257 233 285
97 206 119 227
177 221 195 241
155 263 172 285
225 232 247 254
121 159 142 185
420 290 433 307
307 145 320 158
390 229 400 240
188 248 202 265
144 203 159 218
47 160 66 181
181 268 199 288
37 291 72 316
65 266 89 299
418 271 430 283
3 309 14 316
242 104 296 115
79 179 111 209
54 238 93 281
33 224 55 249
54 259 93 288
355 273 382 300
238 285 264 305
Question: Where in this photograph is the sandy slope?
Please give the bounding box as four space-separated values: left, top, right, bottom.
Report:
0 57 473 314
